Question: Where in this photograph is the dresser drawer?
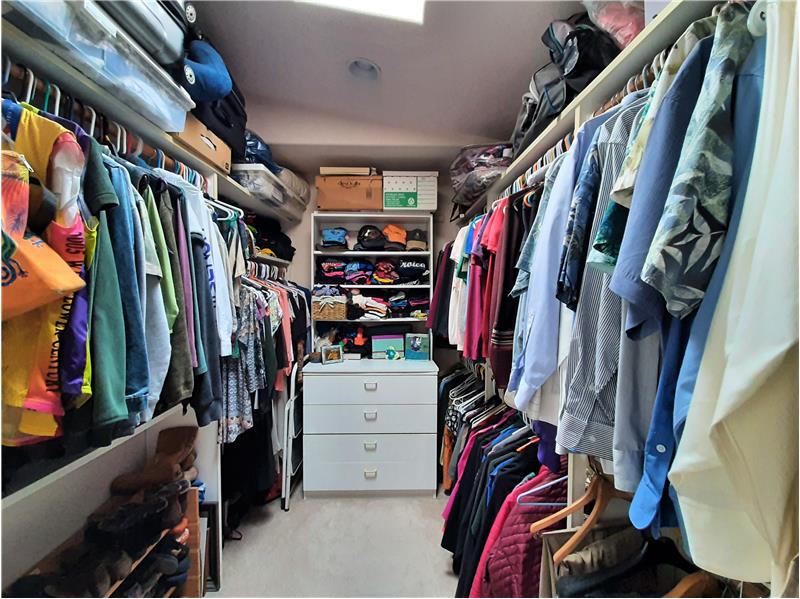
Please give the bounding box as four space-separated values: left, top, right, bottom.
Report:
304 374 436 405
304 433 435 464
303 434 436 492
304 404 436 434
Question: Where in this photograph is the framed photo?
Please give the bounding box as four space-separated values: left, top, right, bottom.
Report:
321 343 344 364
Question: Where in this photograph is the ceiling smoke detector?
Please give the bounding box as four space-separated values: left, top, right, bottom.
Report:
347 58 381 80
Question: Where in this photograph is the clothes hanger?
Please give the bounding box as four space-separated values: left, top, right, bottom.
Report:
665 571 723 598
23 68 35 103
517 473 569 505
530 474 600 535
550 474 633 565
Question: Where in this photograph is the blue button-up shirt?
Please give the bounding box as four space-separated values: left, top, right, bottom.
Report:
628 35 766 536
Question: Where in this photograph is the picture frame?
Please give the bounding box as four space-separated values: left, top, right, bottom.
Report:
321 343 344 364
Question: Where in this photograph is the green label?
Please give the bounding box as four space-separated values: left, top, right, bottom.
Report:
384 191 418 208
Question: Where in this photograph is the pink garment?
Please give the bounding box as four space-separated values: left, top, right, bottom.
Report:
463 257 486 360
442 410 517 522
476 458 568 598
269 285 294 393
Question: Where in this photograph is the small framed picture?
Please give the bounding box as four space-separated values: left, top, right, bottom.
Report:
321 343 344 364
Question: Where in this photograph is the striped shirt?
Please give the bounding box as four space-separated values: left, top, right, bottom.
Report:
556 96 649 460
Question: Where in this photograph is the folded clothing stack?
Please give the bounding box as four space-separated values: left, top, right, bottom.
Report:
388 292 408 315
312 284 342 297
372 259 400 285
350 291 390 320
344 261 374 285
318 258 347 284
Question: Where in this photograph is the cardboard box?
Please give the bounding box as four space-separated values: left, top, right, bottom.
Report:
171 114 232 173
315 176 383 211
383 171 438 211
405 334 430 360
372 334 404 360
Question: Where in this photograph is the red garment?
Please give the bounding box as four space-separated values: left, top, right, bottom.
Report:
473 458 568 598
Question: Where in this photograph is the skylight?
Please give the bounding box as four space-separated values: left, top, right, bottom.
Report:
295 0 426 24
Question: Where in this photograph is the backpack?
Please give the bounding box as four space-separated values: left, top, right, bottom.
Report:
510 12 619 158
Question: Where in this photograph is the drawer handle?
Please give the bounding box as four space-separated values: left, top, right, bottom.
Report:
363 441 378 451
364 468 378 479
364 382 378 391
363 411 378 421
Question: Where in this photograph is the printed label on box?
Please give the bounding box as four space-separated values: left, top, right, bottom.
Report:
384 191 419 208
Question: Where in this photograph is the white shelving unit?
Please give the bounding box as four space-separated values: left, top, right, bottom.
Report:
311 211 434 354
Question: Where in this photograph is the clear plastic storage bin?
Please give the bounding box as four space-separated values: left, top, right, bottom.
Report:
3 0 194 132
232 163 307 219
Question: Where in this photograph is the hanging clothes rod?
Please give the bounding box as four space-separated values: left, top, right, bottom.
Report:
5 62 198 181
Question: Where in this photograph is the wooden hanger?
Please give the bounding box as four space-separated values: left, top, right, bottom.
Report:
530 460 632 565
530 475 601 536
665 571 723 598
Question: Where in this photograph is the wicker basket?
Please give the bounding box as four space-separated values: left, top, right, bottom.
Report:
312 296 347 321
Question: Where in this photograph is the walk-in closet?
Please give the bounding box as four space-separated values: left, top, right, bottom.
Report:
1 0 797 597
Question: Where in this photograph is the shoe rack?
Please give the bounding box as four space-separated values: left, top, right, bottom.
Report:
1 407 223 595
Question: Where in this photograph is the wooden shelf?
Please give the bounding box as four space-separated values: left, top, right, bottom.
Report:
10 493 171 599
103 529 171 598
487 0 715 201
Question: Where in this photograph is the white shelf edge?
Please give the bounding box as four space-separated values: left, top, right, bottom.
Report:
339 284 430 289
314 251 432 257
315 318 428 323
252 254 292 267
490 0 715 197
313 212 432 220
2 404 184 508
1 22 303 226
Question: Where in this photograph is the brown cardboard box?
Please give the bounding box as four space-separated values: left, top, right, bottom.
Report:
315 176 383 211
171 114 232 173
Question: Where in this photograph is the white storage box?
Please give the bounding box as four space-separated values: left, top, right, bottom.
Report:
4 0 194 132
383 171 438 211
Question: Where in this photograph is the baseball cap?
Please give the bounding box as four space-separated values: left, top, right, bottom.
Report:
382 224 407 251
353 225 385 250
406 229 428 251
397 259 428 284
320 227 349 248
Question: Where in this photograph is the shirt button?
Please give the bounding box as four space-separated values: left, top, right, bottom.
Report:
588 434 597 443
656 444 667 454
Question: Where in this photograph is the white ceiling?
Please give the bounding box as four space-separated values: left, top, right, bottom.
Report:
198 1 582 175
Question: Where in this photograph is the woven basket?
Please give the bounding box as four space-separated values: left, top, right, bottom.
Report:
312 297 347 321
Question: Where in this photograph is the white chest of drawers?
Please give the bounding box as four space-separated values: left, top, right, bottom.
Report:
303 359 438 493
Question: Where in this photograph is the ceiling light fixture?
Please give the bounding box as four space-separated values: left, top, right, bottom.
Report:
295 0 425 24
347 57 381 80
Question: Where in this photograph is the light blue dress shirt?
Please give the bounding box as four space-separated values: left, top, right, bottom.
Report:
511 93 642 412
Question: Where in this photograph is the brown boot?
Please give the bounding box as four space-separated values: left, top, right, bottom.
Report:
110 427 198 495
110 462 182 495
154 426 198 467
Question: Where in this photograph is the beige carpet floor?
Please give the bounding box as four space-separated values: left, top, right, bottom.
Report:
216 491 458 597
